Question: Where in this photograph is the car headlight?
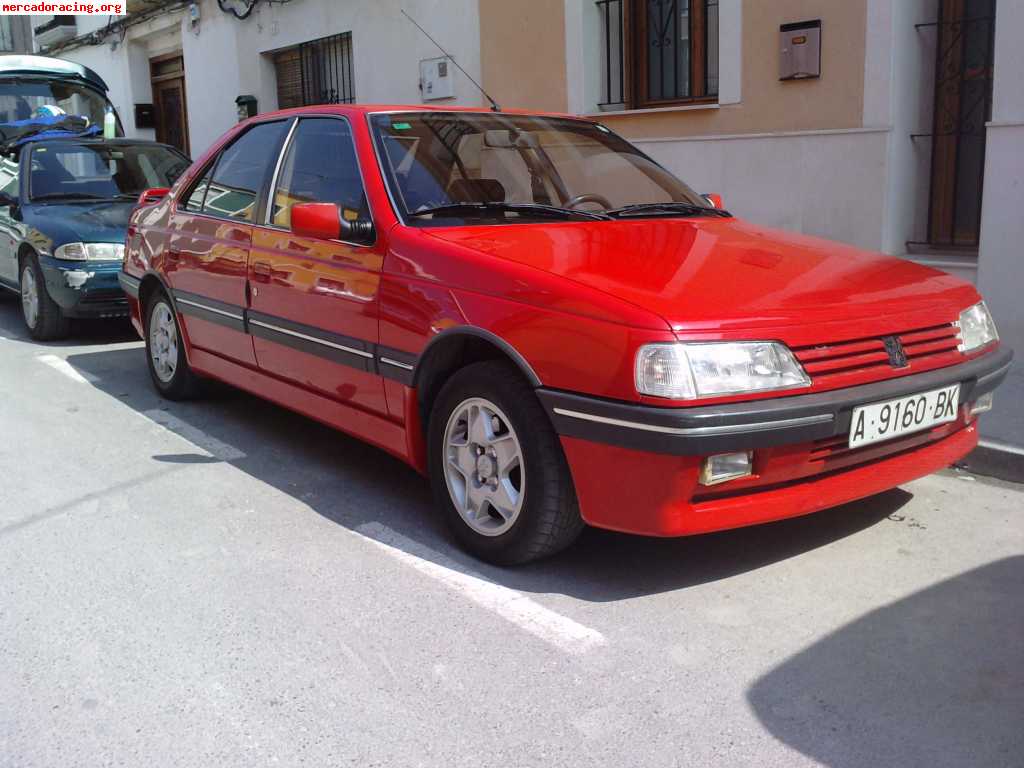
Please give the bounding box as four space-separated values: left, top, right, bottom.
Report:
635 342 810 400
54 242 125 262
957 301 999 353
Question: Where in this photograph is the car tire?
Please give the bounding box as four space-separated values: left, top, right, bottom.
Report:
144 292 202 400
428 360 584 565
20 255 71 341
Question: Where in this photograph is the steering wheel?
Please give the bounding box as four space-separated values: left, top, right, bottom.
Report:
565 193 613 210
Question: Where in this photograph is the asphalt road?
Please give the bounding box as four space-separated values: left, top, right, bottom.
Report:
1 296 1022 768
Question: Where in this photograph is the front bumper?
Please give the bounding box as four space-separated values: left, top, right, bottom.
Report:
40 257 128 319
539 346 1012 536
538 346 1012 455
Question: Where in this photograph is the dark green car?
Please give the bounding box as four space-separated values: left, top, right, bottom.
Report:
0 138 189 339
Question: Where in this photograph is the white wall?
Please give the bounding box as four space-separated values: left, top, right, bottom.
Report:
866 0 939 257
180 3 244 157
38 0 484 158
41 11 183 145
183 0 483 156
976 0 1024 450
635 127 890 251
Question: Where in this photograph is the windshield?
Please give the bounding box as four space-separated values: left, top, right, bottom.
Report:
29 143 190 202
370 112 710 224
0 79 120 134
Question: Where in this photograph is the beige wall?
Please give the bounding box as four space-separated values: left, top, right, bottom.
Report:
478 0 569 112
598 0 868 139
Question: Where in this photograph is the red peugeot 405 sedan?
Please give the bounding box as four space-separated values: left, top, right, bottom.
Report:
120 106 1012 564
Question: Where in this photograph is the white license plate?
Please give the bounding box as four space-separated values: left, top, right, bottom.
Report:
848 384 960 449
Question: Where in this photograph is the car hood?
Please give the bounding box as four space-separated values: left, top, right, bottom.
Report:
24 200 134 250
424 217 980 336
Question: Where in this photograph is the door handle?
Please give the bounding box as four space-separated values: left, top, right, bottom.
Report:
251 261 272 282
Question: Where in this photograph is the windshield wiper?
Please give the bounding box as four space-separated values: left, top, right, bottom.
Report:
605 202 732 219
32 192 108 202
409 201 611 221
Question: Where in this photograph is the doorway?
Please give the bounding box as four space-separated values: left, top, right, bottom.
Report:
926 0 995 250
150 53 190 156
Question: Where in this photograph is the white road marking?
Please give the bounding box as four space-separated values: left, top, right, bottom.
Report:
36 354 100 385
356 522 607 655
143 409 247 461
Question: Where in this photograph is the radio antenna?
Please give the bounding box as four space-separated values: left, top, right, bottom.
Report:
402 9 502 112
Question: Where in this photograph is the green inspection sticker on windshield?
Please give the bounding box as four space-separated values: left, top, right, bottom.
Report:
392 122 412 130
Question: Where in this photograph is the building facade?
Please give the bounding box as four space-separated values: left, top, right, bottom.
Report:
1 15 33 53
32 0 1021 459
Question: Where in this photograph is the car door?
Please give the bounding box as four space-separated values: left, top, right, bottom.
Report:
166 119 291 367
248 116 387 415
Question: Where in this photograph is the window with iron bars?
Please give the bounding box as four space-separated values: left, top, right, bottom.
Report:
597 0 718 110
273 32 355 109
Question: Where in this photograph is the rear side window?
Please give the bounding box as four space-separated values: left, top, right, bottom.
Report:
189 121 291 221
271 118 368 229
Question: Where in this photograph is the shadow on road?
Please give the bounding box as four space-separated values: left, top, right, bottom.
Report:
0 296 911 602
748 556 1024 768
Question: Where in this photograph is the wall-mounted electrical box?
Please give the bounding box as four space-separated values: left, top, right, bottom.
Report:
780 20 821 80
420 57 455 101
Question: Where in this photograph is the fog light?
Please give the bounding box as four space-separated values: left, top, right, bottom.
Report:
699 451 753 486
971 393 994 416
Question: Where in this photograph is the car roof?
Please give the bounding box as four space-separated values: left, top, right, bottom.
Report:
27 137 179 150
0 54 109 92
244 103 588 123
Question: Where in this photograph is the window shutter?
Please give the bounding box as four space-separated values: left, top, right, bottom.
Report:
273 33 354 109
274 48 304 110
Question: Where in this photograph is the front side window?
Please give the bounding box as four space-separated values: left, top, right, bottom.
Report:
370 112 708 225
28 143 190 202
199 121 291 221
271 117 367 229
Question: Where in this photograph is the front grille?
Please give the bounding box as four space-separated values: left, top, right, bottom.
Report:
81 290 127 305
792 323 961 384
809 420 959 465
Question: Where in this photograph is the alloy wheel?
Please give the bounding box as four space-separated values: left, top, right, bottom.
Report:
149 301 178 384
443 397 526 537
20 265 39 329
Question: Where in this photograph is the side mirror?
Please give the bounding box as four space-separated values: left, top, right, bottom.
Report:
291 202 374 245
137 187 170 206
703 193 724 209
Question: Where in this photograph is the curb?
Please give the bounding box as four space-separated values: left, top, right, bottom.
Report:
956 442 1024 485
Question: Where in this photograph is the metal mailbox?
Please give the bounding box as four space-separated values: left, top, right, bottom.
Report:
780 20 821 81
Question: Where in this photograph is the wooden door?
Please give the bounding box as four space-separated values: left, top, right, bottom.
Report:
151 54 190 156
